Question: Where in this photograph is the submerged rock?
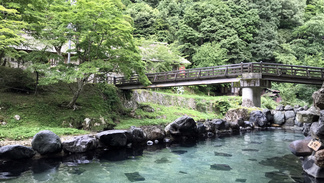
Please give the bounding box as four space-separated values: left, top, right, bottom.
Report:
214 152 232 157
154 157 170 164
32 130 62 155
171 150 188 155
242 149 259 152
124 172 145 182
235 179 247 182
0 145 35 160
210 164 232 171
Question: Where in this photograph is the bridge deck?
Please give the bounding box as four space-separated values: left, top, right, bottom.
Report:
115 62 324 89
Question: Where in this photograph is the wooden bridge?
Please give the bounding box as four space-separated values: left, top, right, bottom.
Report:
115 62 324 90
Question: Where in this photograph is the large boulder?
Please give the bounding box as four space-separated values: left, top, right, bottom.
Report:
303 156 324 178
276 105 284 111
129 126 147 144
32 130 62 155
0 145 35 160
284 105 293 111
284 111 296 127
96 130 129 147
249 110 268 127
224 108 249 124
285 111 295 120
319 110 324 124
310 122 324 141
141 126 165 140
313 85 324 110
164 116 197 137
204 119 226 132
62 135 98 153
303 123 312 137
296 111 319 124
273 111 285 125
288 137 313 157
315 150 324 168
197 122 206 136
263 109 273 123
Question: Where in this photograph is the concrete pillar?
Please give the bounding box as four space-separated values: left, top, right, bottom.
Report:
242 87 261 107
240 73 270 108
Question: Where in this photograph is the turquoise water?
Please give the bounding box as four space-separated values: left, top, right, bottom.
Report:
2 130 306 183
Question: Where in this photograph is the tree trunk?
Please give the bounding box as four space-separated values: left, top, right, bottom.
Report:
34 71 39 95
0 50 4 66
67 78 87 109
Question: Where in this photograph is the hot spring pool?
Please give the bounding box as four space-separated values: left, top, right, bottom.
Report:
1 130 308 183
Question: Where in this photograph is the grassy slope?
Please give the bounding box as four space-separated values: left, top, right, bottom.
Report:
115 93 243 129
0 83 108 140
0 82 270 140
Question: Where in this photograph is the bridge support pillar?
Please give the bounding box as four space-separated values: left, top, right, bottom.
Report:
240 73 270 107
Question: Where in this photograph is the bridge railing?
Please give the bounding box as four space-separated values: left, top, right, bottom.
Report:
114 62 324 86
251 62 324 79
114 63 251 85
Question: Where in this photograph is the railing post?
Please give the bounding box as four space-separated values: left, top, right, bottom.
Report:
197 70 201 78
225 66 228 76
241 62 243 73
251 63 254 72
306 68 310 78
113 76 116 85
260 61 262 73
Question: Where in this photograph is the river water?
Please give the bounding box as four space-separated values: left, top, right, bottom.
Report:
0 130 314 183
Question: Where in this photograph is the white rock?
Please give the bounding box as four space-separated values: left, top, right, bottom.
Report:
14 115 20 121
147 140 153 146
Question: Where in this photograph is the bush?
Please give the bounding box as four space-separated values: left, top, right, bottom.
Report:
0 66 34 93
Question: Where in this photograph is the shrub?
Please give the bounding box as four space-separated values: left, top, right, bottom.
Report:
0 66 35 93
